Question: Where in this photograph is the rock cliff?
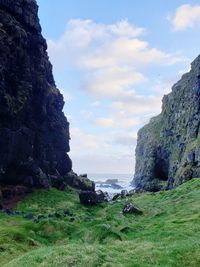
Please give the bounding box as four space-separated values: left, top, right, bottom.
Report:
133 55 200 191
0 0 94 192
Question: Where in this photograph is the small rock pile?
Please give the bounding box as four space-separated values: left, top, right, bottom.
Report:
0 207 75 223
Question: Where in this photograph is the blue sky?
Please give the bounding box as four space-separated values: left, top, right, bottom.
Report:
37 0 200 175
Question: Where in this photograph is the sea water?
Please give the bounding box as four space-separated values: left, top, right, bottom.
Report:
88 173 134 194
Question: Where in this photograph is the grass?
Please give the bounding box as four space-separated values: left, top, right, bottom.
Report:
1 179 200 266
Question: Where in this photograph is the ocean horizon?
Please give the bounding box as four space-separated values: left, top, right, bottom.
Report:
87 173 133 183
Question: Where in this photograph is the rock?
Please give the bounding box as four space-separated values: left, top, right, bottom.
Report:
123 203 143 215
80 174 87 178
64 171 95 191
0 189 2 208
128 188 144 196
95 190 106 202
14 210 23 215
79 191 104 205
105 179 118 184
23 213 34 219
111 183 123 190
121 190 128 198
54 212 62 218
0 0 72 189
112 193 121 201
37 214 45 220
0 0 96 193
132 55 200 191
128 189 135 196
2 208 14 215
63 208 73 216
102 191 110 202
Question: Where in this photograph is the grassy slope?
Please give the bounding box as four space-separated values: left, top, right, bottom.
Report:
1 179 200 266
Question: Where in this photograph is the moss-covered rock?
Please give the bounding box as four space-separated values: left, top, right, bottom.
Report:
133 55 200 191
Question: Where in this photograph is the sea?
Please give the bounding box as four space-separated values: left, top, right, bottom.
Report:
87 173 134 194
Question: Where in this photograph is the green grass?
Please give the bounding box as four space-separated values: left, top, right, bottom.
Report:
1 179 200 266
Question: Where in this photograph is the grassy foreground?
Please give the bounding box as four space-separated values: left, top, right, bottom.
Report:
1 179 200 266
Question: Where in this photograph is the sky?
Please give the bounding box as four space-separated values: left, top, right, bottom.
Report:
37 0 200 175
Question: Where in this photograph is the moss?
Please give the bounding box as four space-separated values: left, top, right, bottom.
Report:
1 179 200 266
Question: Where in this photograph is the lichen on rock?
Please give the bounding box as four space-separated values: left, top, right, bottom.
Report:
132 55 200 191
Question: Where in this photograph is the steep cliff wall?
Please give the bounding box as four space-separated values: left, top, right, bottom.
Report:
0 0 73 189
133 55 200 191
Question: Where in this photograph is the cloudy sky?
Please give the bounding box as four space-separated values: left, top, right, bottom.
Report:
37 0 200 175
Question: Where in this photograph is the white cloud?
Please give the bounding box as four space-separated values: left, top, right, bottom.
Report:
169 4 200 31
48 19 185 106
70 127 99 150
69 127 135 173
83 66 145 97
70 153 134 174
108 19 145 37
90 101 101 107
95 117 115 128
47 18 187 173
113 133 137 147
80 38 174 70
111 94 162 116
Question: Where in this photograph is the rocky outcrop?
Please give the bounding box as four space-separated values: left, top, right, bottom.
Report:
133 55 200 191
0 0 73 190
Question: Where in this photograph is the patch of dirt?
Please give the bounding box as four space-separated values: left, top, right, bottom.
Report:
0 185 31 209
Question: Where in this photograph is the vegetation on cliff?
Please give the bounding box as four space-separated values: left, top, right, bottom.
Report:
133 56 200 191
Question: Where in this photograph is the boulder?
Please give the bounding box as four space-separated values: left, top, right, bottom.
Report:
79 191 104 205
112 193 121 201
23 213 34 219
64 171 95 191
105 179 118 184
123 203 143 215
128 188 145 196
121 190 128 198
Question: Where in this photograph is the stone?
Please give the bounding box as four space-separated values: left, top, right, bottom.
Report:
63 208 73 216
112 193 121 201
2 208 13 215
79 191 104 205
38 214 45 219
64 171 95 191
95 190 106 202
23 213 34 219
0 0 72 189
80 174 87 178
54 212 62 218
121 190 128 198
123 203 142 215
132 55 200 191
105 179 118 184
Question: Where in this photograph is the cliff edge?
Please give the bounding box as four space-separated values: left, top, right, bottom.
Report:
133 55 200 191
0 0 94 193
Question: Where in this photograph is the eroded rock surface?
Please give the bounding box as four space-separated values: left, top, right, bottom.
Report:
0 0 72 188
133 55 200 191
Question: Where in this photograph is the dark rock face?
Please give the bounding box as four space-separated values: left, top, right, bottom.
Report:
133 55 200 191
64 171 95 191
0 0 72 188
79 190 106 205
